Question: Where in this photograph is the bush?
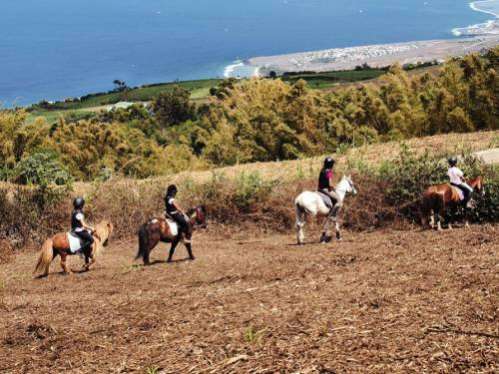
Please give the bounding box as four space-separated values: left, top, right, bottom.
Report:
374 147 498 223
13 150 72 187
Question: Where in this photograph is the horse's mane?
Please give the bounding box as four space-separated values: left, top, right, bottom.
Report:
93 220 113 257
187 205 206 216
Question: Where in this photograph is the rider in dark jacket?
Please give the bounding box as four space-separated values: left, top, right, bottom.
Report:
318 157 342 214
71 197 95 252
164 185 193 241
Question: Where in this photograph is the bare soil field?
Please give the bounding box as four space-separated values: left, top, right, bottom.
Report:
1 225 497 373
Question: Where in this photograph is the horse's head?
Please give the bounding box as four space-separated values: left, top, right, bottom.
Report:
469 176 485 197
95 220 113 247
188 206 207 229
343 175 358 196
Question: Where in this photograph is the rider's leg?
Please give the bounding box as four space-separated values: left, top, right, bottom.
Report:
76 230 94 252
462 183 473 202
178 214 193 238
170 215 195 260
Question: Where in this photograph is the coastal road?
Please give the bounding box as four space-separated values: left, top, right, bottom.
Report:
474 148 499 165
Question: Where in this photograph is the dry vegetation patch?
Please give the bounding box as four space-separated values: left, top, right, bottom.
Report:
0 225 497 372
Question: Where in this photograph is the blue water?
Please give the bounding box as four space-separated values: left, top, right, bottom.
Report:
0 0 491 107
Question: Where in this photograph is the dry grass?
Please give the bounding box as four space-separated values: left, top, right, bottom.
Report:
73 130 499 195
0 225 497 372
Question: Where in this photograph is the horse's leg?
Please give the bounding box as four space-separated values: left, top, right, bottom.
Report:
184 237 195 261
437 204 445 232
295 205 306 245
60 253 71 275
320 216 332 244
429 210 435 229
167 238 180 263
464 207 470 229
144 237 160 265
334 217 342 241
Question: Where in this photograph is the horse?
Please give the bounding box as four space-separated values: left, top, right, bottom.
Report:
295 175 357 245
34 220 113 277
421 176 484 231
136 206 206 265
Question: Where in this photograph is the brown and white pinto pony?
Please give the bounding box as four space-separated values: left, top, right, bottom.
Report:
136 206 206 265
421 176 484 231
33 220 113 277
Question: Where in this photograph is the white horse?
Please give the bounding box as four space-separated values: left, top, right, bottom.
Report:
295 175 357 245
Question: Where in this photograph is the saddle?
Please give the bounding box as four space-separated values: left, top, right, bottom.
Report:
150 216 179 237
450 185 465 201
317 190 334 209
67 232 85 254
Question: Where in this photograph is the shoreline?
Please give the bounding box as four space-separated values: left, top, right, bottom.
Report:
228 1 499 77
470 0 499 18
245 36 499 75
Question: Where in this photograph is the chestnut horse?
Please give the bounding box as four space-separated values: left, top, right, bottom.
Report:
33 220 113 277
136 206 206 265
421 176 484 230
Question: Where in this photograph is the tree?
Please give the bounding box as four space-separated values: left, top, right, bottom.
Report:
113 80 128 92
152 86 196 127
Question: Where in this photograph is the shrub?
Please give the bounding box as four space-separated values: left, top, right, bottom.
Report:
13 150 72 187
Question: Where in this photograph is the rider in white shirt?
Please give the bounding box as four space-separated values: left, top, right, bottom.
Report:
447 157 473 206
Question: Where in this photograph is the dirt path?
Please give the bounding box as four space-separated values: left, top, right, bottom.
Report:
1 226 498 373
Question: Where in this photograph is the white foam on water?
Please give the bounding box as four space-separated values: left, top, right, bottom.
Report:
452 1 499 36
223 60 261 78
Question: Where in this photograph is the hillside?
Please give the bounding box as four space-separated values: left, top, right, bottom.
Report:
1 212 497 372
0 129 497 372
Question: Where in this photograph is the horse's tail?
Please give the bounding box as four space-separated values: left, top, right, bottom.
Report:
136 224 149 262
33 239 54 277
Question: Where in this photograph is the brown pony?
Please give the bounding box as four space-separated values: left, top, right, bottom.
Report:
136 206 206 265
421 176 484 230
34 220 113 277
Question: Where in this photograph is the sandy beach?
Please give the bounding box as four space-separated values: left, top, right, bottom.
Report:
248 35 499 75
247 0 499 75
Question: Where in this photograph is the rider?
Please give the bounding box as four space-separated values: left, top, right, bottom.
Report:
448 156 473 207
164 184 193 241
318 156 342 214
71 197 95 253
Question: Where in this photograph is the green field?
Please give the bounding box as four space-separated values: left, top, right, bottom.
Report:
281 69 387 89
26 69 391 124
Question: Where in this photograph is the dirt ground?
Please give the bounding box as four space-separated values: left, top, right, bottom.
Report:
0 225 497 373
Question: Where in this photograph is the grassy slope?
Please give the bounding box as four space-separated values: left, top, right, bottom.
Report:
73 130 499 195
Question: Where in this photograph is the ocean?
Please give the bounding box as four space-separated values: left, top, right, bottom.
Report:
0 0 496 107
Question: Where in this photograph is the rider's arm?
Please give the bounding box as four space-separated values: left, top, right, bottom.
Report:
172 201 185 215
327 170 333 190
80 218 95 232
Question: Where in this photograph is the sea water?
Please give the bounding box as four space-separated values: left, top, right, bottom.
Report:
0 0 494 107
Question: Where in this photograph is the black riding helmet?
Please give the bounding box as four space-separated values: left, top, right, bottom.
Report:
323 156 335 169
166 184 178 197
448 157 458 166
73 197 85 209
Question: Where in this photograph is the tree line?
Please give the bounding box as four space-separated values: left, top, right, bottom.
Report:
0 48 497 183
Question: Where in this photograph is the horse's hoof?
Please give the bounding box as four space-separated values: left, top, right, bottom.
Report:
189 256 195 261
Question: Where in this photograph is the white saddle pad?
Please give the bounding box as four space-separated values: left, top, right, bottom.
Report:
151 218 179 237
67 232 84 253
451 186 464 201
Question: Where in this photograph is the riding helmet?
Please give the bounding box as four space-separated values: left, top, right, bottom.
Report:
73 197 85 209
324 156 335 169
166 184 178 197
448 156 458 166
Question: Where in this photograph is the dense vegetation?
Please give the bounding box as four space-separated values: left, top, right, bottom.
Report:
1 143 497 250
1 48 497 184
